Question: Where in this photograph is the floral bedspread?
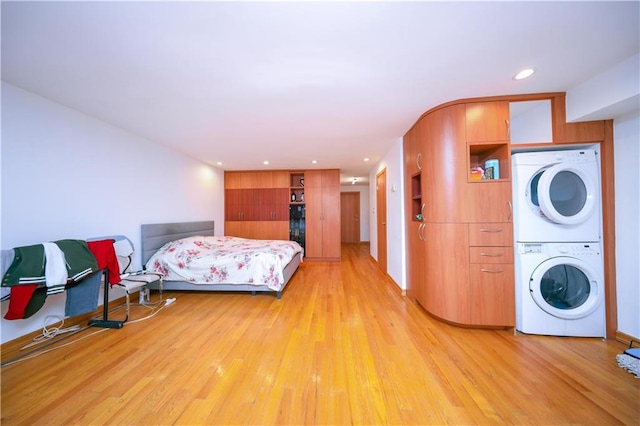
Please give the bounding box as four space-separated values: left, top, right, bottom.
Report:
144 236 303 291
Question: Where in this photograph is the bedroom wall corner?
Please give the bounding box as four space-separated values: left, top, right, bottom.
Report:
0 82 224 344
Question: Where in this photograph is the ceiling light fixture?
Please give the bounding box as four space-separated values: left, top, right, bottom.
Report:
363 158 370 162
263 160 269 165
514 68 536 80
216 161 222 166
312 160 318 164
351 177 357 185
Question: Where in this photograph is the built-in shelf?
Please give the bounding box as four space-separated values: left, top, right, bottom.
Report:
468 143 510 182
411 172 423 221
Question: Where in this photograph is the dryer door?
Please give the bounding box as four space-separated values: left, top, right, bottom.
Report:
534 164 597 225
529 257 602 319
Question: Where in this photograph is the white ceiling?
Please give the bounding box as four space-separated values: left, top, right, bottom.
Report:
2 1 638 185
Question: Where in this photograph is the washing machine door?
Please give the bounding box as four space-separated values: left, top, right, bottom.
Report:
529 257 601 319
529 164 597 225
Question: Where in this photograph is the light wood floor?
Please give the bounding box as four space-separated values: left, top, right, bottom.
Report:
1 243 638 425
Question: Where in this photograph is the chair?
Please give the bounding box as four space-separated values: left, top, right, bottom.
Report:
87 235 162 325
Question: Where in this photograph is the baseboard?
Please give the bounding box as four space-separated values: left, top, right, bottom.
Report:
616 330 640 347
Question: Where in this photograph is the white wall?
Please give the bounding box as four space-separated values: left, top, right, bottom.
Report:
566 53 640 122
369 138 405 291
339 185 370 242
1 83 225 343
564 53 640 339
613 111 640 338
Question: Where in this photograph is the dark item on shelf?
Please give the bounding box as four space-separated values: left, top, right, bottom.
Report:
300 178 304 186
484 166 495 180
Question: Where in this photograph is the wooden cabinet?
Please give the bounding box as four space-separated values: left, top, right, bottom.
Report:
405 221 425 303
423 104 468 223
404 122 425 302
225 221 289 240
224 171 289 240
466 182 513 223
305 169 341 261
468 223 514 326
225 171 289 189
255 188 289 221
422 223 470 324
404 99 515 328
466 101 511 182
225 188 288 222
404 93 617 332
404 121 423 177
469 263 515 326
465 101 510 143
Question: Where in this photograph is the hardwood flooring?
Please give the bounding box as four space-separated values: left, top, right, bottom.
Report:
1 243 638 425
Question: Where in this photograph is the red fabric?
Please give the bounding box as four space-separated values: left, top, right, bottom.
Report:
4 285 38 320
87 240 120 285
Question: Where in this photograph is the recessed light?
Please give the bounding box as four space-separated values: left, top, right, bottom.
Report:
312 160 317 164
216 161 222 166
514 68 535 80
263 160 269 165
363 158 370 162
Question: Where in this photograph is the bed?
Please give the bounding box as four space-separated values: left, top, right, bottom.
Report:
141 221 302 299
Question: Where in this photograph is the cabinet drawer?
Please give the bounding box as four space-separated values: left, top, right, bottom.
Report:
469 223 513 246
469 263 515 327
469 247 513 264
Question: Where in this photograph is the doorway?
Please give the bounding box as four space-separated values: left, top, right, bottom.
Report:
376 169 387 274
341 192 360 243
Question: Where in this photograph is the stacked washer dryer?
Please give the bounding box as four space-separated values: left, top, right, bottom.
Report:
511 149 605 337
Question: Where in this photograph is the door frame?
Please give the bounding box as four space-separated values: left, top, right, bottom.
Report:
376 169 388 274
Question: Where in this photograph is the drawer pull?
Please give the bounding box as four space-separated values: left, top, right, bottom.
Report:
480 252 504 257
480 268 504 274
479 228 503 233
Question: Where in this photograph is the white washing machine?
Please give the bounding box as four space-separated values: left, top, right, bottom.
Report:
512 149 601 243
515 242 605 337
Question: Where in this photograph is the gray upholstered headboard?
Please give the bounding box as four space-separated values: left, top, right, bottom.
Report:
141 221 215 266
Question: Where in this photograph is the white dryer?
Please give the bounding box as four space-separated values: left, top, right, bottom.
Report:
515 242 605 337
511 149 601 243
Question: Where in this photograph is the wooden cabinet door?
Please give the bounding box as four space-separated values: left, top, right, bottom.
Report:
465 101 510 143
304 170 340 260
274 188 290 221
239 189 256 221
225 221 288 240
305 170 323 188
224 172 243 189
225 189 242 221
423 104 469 223
321 184 341 259
469 263 515 326
467 181 513 223
321 169 340 187
253 188 288 221
404 122 424 177
271 171 290 188
406 221 425 304
305 169 339 188
423 223 470 324
305 185 323 258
